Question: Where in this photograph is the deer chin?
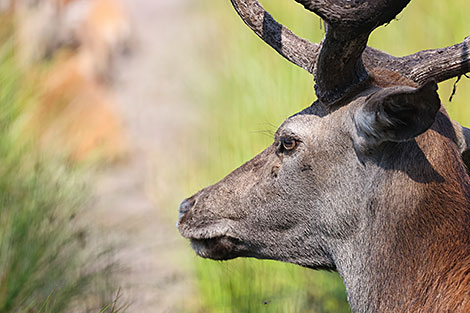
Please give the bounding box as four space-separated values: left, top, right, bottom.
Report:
190 236 246 260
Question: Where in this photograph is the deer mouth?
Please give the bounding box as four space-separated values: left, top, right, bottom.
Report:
177 222 248 260
176 208 252 260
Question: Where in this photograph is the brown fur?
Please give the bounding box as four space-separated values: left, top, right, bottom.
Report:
368 109 470 312
407 117 470 312
371 67 418 88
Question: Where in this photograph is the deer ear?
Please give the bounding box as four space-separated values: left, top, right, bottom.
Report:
355 80 441 147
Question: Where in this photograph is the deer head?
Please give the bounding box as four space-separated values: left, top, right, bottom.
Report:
178 1 470 311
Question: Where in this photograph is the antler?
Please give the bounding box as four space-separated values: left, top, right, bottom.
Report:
385 36 470 85
230 0 470 108
295 0 411 105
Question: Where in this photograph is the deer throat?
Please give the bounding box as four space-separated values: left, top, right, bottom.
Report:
336 184 470 313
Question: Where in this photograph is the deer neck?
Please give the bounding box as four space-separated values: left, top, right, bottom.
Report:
335 132 470 313
338 209 470 313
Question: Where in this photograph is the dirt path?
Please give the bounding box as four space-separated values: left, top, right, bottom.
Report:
91 0 202 311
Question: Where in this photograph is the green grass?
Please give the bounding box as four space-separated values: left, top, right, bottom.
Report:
194 259 348 313
0 25 120 312
181 0 470 312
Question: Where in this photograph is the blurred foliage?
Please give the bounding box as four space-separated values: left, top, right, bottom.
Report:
195 259 348 313
0 18 119 313
183 0 470 312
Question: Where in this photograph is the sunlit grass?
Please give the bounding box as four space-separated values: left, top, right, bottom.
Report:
195 259 348 313
184 0 470 312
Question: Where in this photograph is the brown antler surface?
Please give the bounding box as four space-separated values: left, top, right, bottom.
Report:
230 0 470 107
390 36 470 85
230 0 319 73
295 0 410 33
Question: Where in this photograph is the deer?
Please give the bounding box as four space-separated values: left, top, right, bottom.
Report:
177 0 470 312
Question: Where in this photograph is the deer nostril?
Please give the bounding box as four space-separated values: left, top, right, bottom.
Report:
178 197 195 221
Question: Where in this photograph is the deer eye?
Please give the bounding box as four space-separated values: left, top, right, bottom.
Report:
280 136 297 152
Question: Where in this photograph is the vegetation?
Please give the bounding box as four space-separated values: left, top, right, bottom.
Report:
184 0 470 312
0 21 119 313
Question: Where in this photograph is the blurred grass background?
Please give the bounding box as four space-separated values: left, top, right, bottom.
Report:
181 0 470 312
0 14 121 313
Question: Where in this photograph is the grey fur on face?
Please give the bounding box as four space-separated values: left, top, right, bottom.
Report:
178 84 470 312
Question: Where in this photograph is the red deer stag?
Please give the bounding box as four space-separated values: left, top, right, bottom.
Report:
177 0 470 312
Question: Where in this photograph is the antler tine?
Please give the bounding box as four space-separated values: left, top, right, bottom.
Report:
230 0 319 73
360 37 470 85
396 36 470 85
295 0 411 106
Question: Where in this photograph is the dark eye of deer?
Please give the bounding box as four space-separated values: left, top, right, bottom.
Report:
281 137 297 151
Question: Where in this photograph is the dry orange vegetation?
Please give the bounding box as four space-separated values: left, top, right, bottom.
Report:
8 0 131 161
35 52 127 161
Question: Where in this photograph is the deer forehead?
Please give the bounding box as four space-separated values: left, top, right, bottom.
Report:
278 103 363 141
278 115 320 137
